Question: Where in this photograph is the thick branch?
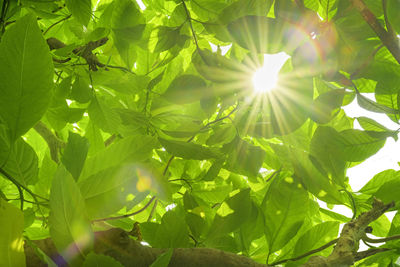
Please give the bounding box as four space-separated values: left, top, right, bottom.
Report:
47 37 108 71
25 228 267 267
302 198 394 266
350 0 400 64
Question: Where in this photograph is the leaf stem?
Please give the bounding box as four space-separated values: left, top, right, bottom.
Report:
92 196 156 222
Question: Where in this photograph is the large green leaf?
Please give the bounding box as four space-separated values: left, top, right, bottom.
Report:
80 135 158 180
0 14 53 141
88 96 122 134
0 199 25 267
293 221 339 258
207 189 252 238
223 138 266 178
227 16 286 53
387 0 400 33
65 0 92 26
359 169 400 202
2 138 38 187
61 132 90 181
78 165 146 219
262 178 310 254
49 166 93 263
162 75 207 105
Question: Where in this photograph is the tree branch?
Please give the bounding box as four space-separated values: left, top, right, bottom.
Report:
47 37 109 71
25 228 267 267
303 198 395 266
350 0 400 64
33 122 65 163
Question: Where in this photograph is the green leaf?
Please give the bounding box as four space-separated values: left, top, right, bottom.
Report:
310 127 346 185
311 89 345 124
223 138 266 178
337 129 386 162
66 0 92 26
2 138 38 187
78 165 145 219
0 199 25 267
70 76 92 103
162 75 207 105
88 96 122 134
143 208 190 248
0 14 53 141
228 16 286 53
208 189 252 237
80 135 158 180
61 132 90 181
293 221 339 258
387 0 400 33
359 169 400 202
357 93 400 114
262 178 310 253
149 249 173 267
159 138 221 160
83 252 124 267
49 166 93 263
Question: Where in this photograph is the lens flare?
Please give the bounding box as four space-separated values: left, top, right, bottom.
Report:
252 52 290 93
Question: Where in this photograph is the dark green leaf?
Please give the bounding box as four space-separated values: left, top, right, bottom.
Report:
61 132 89 181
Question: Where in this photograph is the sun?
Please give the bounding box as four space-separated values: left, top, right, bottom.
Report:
252 52 290 94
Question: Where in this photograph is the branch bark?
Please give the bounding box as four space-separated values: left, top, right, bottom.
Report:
302 198 395 266
349 0 400 64
46 37 108 70
25 228 267 267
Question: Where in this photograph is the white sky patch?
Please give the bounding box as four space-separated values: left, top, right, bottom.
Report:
209 42 232 56
66 99 72 106
253 52 290 93
136 0 146 10
165 203 176 211
342 93 400 193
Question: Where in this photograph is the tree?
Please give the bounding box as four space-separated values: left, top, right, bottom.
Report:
1 0 400 266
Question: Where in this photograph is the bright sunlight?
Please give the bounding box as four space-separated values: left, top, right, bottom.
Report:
252 52 290 93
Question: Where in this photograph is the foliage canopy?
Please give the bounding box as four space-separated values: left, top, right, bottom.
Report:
1 0 400 266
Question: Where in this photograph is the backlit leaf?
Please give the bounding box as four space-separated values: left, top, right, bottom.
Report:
0 14 53 141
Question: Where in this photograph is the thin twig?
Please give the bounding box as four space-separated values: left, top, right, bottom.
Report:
362 233 400 243
269 238 338 266
354 248 392 261
147 198 158 222
43 14 71 35
181 0 199 50
162 105 238 177
92 196 156 222
0 168 48 201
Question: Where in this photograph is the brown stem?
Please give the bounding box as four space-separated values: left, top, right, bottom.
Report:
92 196 156 222
350 0 400 64
354 248 392 261
47 37 109 71
33 121 65 163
